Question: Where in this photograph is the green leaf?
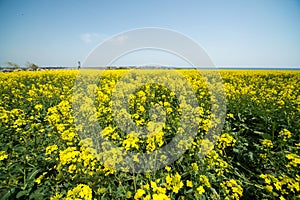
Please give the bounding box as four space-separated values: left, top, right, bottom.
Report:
261 133 272 140
253 131 264 135
185 189 193 194
254 131 272 140
29 188 45 200
248 152 254 161
16 190 29 199
27 169 40 181
233 148 240 153
210 187 218 195
0 188 15 200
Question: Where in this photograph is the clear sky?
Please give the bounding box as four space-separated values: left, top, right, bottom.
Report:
1 0 300 67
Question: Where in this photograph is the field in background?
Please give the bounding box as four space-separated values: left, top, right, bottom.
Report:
0 70 299 200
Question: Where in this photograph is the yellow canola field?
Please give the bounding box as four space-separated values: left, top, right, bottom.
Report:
0 70 299 200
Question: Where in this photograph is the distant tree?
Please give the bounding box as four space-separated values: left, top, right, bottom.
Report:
6 61 19 69
26 62 39 71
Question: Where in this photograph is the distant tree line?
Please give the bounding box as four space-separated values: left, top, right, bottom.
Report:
0 61 39 71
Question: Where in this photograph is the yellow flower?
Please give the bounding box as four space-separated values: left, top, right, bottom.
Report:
126 191 132 198
61 130 76 141
139 105 145 112
133 154 139 162
134 189 146 199
143 184 150 190
151 181 159 191
153 193 170 200
265 185 273 192
186 180 193 187
101 126 115 137
286 153 300 168
45 144 58 155
166 175 172 185
34 172 47 184
197 186 205 194
66 184 92 200
34 104 43 111
191 162 198 171
165 166 171 172
279 196 286 200
221 179 243 199
122 132 139 150
261 139 273 149
144 194 151 200
227 113 234 118
274 181 282 190
279 129 292 142
68 164 77 173
155 131 165 147
165 172 183 193
199 175 211 188
146 137 156 152
217 133 236 150
50 193 63 200
260 153 267 159
0 151 8 161
59 147 80 165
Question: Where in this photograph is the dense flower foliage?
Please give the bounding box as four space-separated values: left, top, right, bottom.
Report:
0 70 299 199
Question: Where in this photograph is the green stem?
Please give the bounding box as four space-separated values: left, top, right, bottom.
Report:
23 169 27 189
133 174 137 192
235 162 257 177
233 170 264 190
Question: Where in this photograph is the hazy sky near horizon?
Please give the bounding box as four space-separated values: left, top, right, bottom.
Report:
1 0 300 67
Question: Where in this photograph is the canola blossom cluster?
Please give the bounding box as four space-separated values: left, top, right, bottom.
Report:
0 69 299 200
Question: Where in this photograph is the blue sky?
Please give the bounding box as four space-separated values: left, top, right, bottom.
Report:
0 0 300 67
